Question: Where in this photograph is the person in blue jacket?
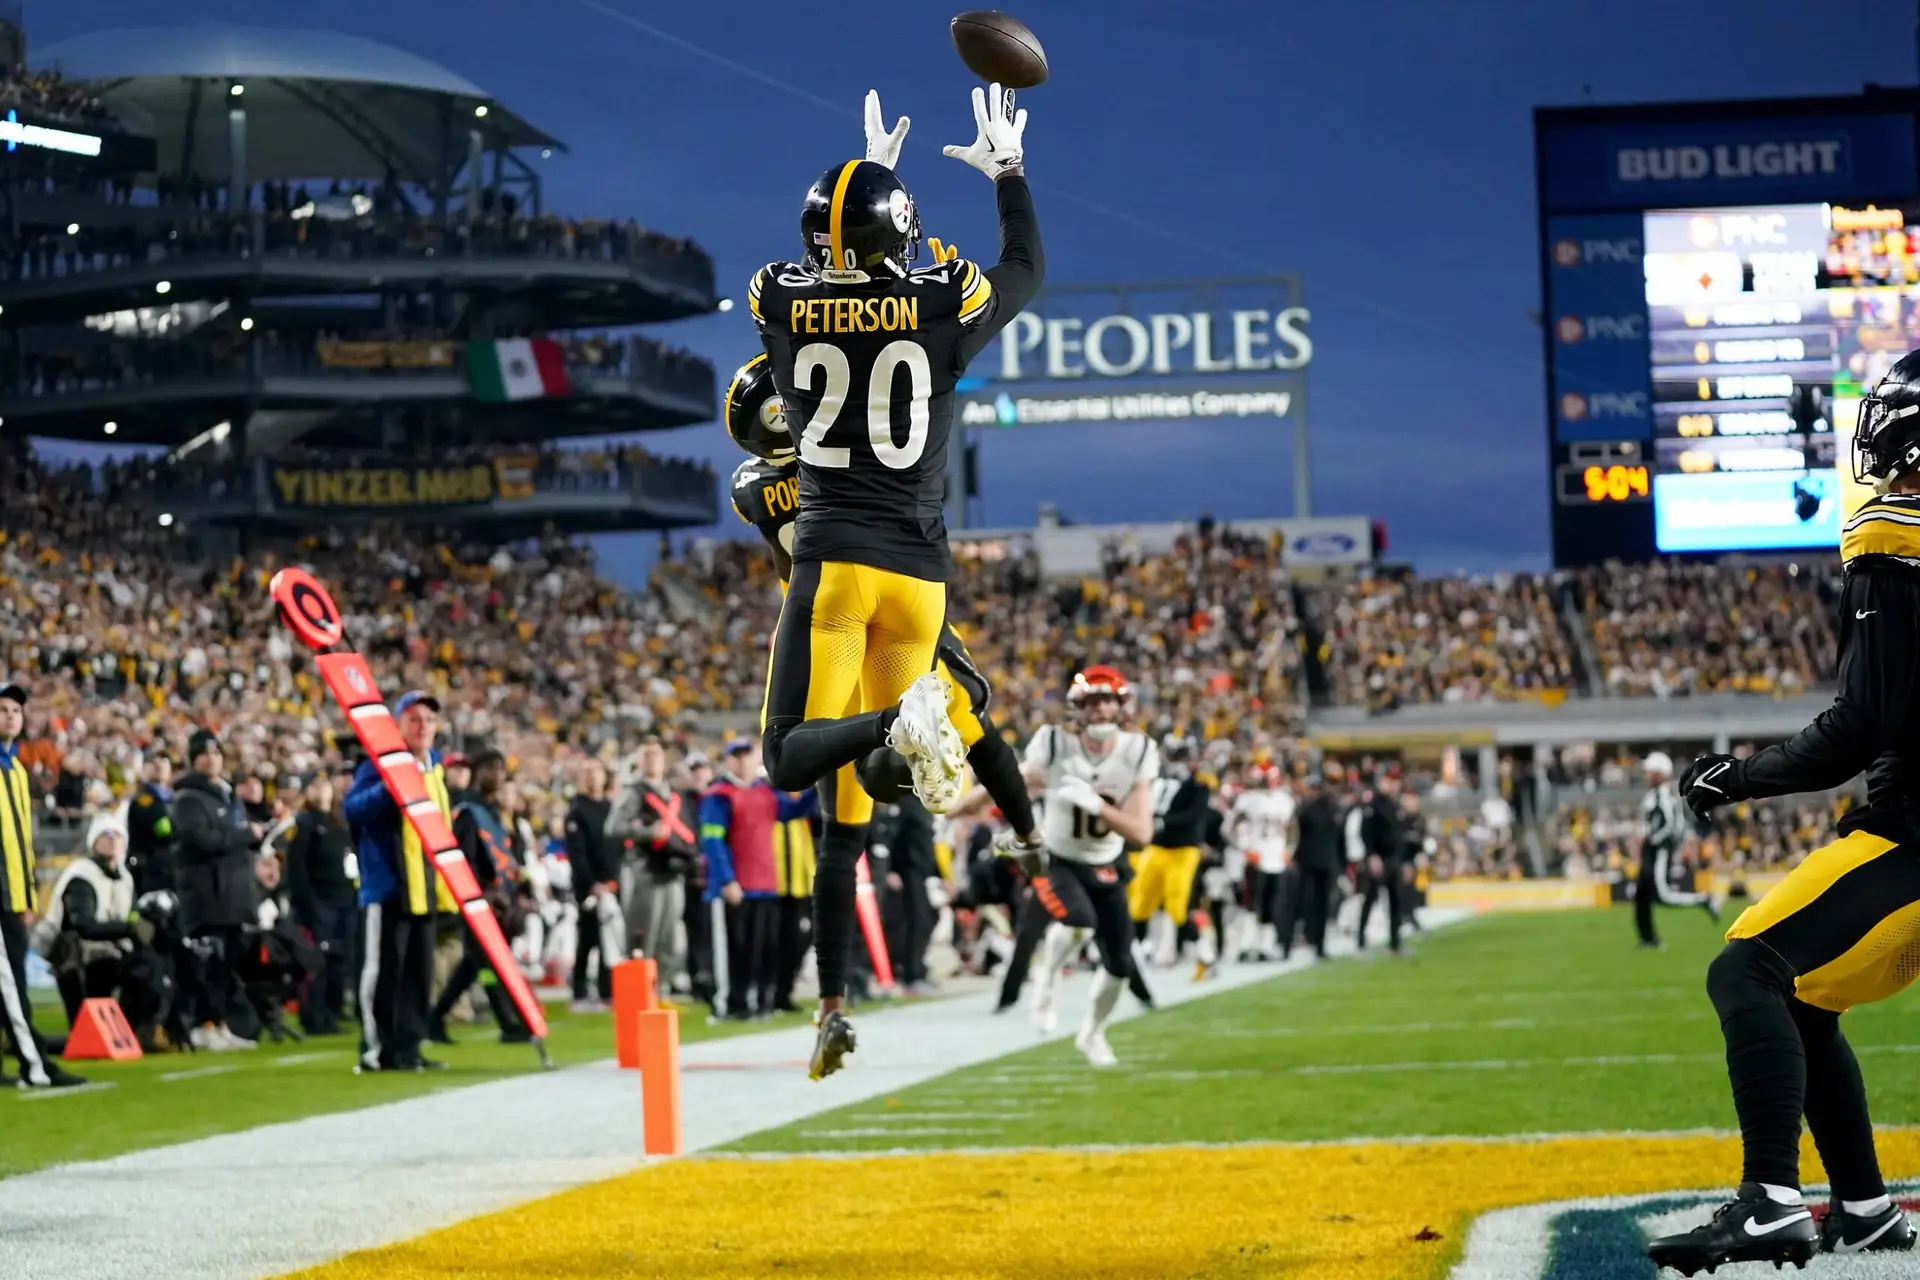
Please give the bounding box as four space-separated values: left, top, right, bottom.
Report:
345 690 452 1074
700 738 815 1019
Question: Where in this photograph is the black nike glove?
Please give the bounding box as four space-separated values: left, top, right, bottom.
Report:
1679 753 1744 821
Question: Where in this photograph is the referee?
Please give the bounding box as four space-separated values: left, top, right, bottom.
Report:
1633 751 1720 949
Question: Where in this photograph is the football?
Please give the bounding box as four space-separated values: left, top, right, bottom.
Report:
950 11 1049 89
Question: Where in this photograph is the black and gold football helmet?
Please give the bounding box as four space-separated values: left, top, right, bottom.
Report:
1856 349 1920 486
724 354 792 464
800 159 920 277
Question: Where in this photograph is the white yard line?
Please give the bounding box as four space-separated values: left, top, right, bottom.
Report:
0 910 1464 1280
158 1065 239 1083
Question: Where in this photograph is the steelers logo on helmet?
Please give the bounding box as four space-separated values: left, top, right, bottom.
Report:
724 353 794 463
800 159 922 279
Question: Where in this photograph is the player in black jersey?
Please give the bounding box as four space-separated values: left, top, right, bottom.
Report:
726 349 1038 854
1647 352 1920 1274
747 85 1043 1078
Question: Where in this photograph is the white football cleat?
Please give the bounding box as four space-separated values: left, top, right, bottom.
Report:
1029 986 1058 1034
1075 1022 1118 1069
889 673 966 813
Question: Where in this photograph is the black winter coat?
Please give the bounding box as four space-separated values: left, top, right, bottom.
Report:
172 771 256 931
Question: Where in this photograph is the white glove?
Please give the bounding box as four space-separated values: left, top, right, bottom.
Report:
943 82 1026 180
1051 775 1106 815
864 89 909 171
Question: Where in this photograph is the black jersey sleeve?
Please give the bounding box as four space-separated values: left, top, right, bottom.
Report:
729 458 796 583
955 175 1044 368
1153 779 1213 848
1739 565 1920 799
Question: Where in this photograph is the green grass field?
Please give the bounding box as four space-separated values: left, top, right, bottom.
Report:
3 999 808 1178
733 907 1920 1154
20 909 1920 1189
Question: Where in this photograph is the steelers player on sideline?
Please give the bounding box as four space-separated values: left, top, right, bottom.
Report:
1647 351 1920 1273
747 86 1043 1078
1020 666 1158 1068
1129 735 1219 980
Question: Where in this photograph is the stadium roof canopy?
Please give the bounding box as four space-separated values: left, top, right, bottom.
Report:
34 24 565 184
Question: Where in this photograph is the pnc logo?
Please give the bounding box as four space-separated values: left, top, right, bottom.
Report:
1558 315 1645 343
1553 237 1642 268
1562 390 1649 421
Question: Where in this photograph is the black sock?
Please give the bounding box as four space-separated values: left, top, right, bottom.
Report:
966 723 1035 837
1791 998 1886 1202
1128 957 1154 1007
764 713 895 794
1707 939 1806 1189
812 821 866 1001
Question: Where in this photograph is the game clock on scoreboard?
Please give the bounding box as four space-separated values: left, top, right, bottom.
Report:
1555 441 1651 505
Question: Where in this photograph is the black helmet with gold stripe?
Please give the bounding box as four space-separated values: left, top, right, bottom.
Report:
1856 349 1920 486
800 159 920 278
724 354 793 464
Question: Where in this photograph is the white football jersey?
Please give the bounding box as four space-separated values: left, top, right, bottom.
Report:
1232 788 1295 871
1024 724 1159 865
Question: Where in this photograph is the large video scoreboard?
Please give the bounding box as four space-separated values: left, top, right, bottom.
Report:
1536 90 1920 565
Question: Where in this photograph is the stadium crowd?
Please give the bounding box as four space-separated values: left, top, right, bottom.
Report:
1574 560 1842 698
0 444 1860 1076
1305 569 1577 710
0 65 114 126
1 196 710 289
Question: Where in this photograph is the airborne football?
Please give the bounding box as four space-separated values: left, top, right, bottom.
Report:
6 5 1919 1280
950 10 1050 88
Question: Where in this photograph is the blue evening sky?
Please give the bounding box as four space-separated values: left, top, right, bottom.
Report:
30 0 1914 581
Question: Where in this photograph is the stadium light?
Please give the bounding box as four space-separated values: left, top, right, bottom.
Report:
103 421 117 435
158 513 174 528
474 104 489 119
717 298 734 312
65 222 78 235
230 83 244 97
240 317 254 331
154 281 171 294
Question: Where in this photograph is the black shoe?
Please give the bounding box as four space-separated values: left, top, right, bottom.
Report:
497 1027 533 1045
413 1055 450 1072
425 1016 455 1045
1821 1199 1916 1254
1647 1184 1817 1275
808 1009 857 1081
20 1064 89 1089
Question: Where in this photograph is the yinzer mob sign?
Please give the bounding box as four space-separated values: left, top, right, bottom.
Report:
272 465 495 510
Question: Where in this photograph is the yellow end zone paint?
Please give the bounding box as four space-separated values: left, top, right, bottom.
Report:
284 1132 1920 1280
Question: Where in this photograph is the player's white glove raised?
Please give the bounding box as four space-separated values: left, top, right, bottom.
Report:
863 89 909 171
1051 775 1106 816
943 82 1026 180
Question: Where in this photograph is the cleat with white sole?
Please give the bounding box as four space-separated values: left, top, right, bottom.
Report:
1029 988 1058 1034
1075 1022 1117 1068
888 673 965 814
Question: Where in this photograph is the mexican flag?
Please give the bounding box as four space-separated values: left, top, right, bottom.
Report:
467 338 570 402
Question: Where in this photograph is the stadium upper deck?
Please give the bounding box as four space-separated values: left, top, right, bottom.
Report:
0 21 719 535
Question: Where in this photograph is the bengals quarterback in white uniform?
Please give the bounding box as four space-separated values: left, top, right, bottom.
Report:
1020 665 1157 1067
